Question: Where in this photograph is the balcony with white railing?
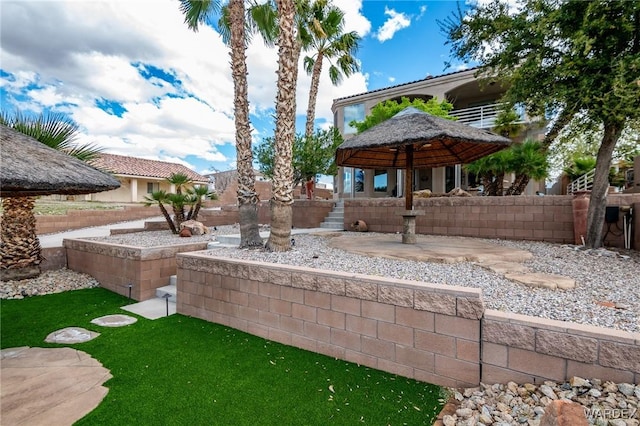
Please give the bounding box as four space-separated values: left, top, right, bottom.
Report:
451 102 526 129
566 169 595 195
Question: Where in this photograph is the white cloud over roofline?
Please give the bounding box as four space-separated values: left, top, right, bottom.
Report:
375 7 411 43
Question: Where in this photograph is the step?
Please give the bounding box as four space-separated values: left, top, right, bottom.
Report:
323 217 343 224
320 222 344 230
156 284 177 303
327 212 344 218
121 298 176 320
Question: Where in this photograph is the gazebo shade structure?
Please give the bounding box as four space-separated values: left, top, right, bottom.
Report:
335 107 512 210
0 124 121 197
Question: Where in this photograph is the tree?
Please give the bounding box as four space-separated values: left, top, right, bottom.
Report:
464 149 512 196
144 190 178 234
265 0 299 252
0 111 104 279
504 140 549 195
350 96 455 133
254 127 343 189
180 0 263 248
442 0 640 247
302 0 360 138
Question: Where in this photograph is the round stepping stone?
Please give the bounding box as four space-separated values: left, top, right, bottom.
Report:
91 314 137 327
45 327 100 344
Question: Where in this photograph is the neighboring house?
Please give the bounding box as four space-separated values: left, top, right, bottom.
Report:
331 67 545 198
88 153 209 203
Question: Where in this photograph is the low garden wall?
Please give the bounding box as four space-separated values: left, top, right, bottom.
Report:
36 205 160 235
176 253 640 387
64 239 209 301
344 195 640 249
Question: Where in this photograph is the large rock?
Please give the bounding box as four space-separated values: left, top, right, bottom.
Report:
350 220 368 232
540 400 588 426
180 220 209 236
413 189 432 198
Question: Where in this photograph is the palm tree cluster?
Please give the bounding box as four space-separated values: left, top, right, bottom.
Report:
143 173 214 234
179 0 360 251
465 140 549 196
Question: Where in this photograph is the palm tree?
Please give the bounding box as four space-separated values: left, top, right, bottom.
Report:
180 0 263 248
185 185 215 221
144 190 178 234
0 111 104 279
303 0 360 138
265 0 299 252
504 140 549 195
166 172 193 226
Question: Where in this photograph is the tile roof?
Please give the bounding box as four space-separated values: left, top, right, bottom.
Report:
93 153 208 183
333 66 481 102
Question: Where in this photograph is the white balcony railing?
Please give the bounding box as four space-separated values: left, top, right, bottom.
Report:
566 169 595 195
451 102 526 129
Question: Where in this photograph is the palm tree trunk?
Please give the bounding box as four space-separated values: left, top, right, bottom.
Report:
266 0 297 252
159 203 178 234
229 0 263 248
0 196 42 280
305 51 324 138
585 121 622 248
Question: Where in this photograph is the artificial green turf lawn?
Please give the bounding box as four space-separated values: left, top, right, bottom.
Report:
1 288 445 425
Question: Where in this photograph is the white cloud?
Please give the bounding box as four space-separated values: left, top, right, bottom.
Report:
0 0 371 171
375 7 411 43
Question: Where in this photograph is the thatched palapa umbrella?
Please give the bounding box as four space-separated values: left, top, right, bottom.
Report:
0 124 120 280
0 124 120 197
335 107 512 243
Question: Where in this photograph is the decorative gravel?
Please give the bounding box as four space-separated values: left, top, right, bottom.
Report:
2 225 639 333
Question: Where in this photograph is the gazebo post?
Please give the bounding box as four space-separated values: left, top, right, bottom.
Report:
400 144 424 244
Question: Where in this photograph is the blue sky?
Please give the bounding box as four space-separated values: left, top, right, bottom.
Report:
0 0 471 182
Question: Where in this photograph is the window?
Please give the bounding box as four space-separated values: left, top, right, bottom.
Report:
343 169 352 193
147 182 160 193
374 170 387 192
355 168 364 192
343 103 365 135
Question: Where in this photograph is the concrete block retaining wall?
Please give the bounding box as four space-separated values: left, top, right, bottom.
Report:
36 205 160 235
176 253 484 388
345 195 640 248
176 253 640 386
482 310 640 385
64 239 209 301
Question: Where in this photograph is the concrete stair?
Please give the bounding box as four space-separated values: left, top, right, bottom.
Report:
121 275 177 320
320 200 344 230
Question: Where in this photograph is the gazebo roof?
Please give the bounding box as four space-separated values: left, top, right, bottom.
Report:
0 124 121 197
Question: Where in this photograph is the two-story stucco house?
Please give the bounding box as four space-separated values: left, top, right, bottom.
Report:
331 68 544 199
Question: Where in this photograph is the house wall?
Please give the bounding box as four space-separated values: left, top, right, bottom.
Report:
176 254 640 386
89 178 175 203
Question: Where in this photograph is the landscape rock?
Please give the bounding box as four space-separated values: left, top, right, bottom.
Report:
350 220 368 232
180 220 209 235
179 228 192 237
539 400 588 426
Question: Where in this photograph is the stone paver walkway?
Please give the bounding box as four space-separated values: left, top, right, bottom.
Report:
0 347 111 426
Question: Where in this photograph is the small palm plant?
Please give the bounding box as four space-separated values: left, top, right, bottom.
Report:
143 190 178 234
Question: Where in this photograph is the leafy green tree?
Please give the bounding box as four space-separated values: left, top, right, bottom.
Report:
254 127 343 188
563 156 597 182
442 0 640 248
350 97 454 134
303 0 360 137
0 111 104 279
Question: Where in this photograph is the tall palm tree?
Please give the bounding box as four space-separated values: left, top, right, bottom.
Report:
179 0 263 248
303 0 360 138
265 0 299 252
0 112 103 279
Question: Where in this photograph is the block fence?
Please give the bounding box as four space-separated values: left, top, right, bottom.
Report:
176 254 640 387
344 195 640 249
36 205 161 235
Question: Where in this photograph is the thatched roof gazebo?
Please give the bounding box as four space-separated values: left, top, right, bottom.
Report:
335 107 512 243
0 124 120 197
1 124 121 280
